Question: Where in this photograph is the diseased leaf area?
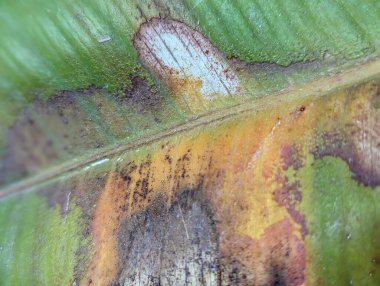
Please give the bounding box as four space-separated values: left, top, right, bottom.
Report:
1 1 380 285
1 0 379 96
1 0 380 130
0 79 379 285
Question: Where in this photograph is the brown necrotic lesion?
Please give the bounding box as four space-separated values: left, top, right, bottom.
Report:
116 189 219 286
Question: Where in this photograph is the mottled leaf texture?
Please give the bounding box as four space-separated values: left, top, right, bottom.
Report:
0 1 380 286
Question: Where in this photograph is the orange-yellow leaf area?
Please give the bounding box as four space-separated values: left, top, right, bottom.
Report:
82 80 379 286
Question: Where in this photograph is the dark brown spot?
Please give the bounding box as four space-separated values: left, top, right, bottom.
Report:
220 220 305 286
313 131 380 187
312 81 380 187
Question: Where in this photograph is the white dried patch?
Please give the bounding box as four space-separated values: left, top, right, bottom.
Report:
134 18 239 100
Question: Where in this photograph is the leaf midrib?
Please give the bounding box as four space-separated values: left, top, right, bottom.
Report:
1 57 380 199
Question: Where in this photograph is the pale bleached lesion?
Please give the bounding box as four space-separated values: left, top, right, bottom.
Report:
134 18 240 110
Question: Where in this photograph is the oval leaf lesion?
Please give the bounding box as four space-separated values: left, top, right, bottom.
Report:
134 18 240 112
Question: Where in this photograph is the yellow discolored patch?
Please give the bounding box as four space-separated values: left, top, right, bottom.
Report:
83 99 311 285
82 80 379 285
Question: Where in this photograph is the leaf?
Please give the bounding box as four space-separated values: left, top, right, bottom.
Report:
0 1 380 285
